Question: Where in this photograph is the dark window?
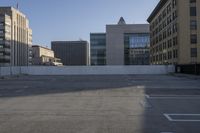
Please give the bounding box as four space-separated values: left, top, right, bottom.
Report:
172 0 176 8
190 0 196 3
191 48 197 57
190 7 197 16
191 34 197 44
190 20 197 30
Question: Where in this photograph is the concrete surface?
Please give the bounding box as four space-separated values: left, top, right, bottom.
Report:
0 65 175 76
0 75 200 133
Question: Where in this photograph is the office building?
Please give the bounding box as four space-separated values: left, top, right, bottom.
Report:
0 7 32 66
32 45 63 66
106 17 150 65
90 17 150 65
51 41 89 66
147 0 200 65
90 33 106 65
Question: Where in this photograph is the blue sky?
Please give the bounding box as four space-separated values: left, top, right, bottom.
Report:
0 0 159 48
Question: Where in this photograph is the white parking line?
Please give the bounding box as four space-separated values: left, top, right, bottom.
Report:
164 114 200 122
146 95 200 99
160 132 174 133
140 99 152 108
15 89 24 93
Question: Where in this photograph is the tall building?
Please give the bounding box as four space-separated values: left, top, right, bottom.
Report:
0 7 32 66
90 33 106 65
51 41 89 66
90 17 150 65
147 0 200 65
32 45 62 66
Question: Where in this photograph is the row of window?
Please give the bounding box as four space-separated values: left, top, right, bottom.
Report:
152 48 197 63
151 28 178 46
151 36 178 54
190 1 198 46
151 12 177 38
151 49 178 62
150 0 177 31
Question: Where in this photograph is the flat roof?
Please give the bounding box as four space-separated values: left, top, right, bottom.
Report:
32 45 52 51
51 41 88 44
90 33 106 35
147 0 168 22
106 24 149 26
0 6 27 18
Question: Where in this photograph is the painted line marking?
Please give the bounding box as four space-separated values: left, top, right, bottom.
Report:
146 95 200 99
140 99 152 108
145 94 150 98
23 86 29 89
164 114 200 122
160 132 174 133
15 89 24 93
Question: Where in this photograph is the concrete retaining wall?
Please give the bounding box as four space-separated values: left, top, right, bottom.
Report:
0 65 175 76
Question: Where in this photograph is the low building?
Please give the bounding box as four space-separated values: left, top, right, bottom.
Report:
51 41 89 66
32 45 63 66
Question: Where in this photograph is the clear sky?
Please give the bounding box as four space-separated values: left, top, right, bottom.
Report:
0 0 159 48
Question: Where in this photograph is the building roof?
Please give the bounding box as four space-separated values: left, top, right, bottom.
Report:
51 41 88 44
0 6 27 18
90 33 106 35
32 45 52 51
147 0 168 22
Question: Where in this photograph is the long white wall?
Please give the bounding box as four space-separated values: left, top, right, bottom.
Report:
0 65 175 76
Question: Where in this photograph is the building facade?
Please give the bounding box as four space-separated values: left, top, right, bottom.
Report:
106 18 150 65
51 41 89 66
147 0 200 65
90 33 106 65
124 33 150 65
0 7 32 66
32 45 62 66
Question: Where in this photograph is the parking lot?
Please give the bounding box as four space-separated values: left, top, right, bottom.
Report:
0 74 200 133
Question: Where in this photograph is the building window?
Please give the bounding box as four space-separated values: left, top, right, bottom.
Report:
173 37 177 46
190 20 197 30
172 0 176 8
191 34 197 44
0 22 4 26
190 0 196 3
191 48 197 57
190 7 197 16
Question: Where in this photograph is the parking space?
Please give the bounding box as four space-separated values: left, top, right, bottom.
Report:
0 75 199 133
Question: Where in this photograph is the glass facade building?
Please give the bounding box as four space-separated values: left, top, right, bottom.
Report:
90 33 106 65
124 33 150 65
